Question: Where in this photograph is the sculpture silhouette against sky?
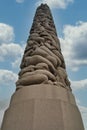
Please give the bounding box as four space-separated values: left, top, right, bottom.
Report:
16 4 71 91
1 4 84 130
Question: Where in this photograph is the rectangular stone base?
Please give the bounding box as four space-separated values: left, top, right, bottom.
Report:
1 85 84 130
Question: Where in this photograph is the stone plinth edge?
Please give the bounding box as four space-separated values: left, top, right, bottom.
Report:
11 84 75 105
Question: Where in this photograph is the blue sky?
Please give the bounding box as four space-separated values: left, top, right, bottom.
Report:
0 0 87 129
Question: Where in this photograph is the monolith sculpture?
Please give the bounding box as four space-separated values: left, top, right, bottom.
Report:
1 4 84 130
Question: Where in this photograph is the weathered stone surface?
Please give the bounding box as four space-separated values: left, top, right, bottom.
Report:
17 3 71 90
1 85 84 130
1 3 84 130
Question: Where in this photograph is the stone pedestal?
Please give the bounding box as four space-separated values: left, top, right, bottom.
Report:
1 85 84 130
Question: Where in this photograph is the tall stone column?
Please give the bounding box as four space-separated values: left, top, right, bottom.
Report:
1 4 84 130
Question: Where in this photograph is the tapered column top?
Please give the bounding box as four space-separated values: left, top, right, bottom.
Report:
30 3 57 36
16 3 71 91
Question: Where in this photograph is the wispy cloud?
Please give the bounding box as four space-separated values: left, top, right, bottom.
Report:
0 22 23 128
12 57 22 68
0 69 17 87
0 23 14 44
71 79 87 91
0 43 24 62
0 23 24 69
36 0 74 9
0 99 10 128
60 21 87 71
16 0 25 3
0 109 5 128
78 105 87 130
12 43 25 68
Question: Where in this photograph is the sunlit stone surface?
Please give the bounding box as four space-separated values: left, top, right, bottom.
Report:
1 4 84 130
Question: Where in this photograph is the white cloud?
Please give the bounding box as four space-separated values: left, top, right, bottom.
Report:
78 105 87 130
0 23 14 44
11 43 25 68
12 57 22 68
0 23 24 68
0 22 24 128
60 21 87 71
71 79 87 91
16 0 24 3
0 109 5 128
36 0 73 9
0 99 10 128
0 43 24 62
75 98 80 104
0 69 18 87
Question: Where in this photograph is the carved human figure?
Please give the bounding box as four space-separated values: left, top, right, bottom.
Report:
16 4 71 91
